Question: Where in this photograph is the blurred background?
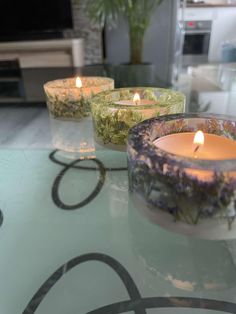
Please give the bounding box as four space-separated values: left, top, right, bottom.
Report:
0 0 236 114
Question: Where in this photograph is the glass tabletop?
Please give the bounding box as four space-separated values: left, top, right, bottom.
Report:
1 64 236 314
2 148 236 314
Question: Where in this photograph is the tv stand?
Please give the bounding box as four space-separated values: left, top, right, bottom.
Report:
0 38 84 68
0 31 64 42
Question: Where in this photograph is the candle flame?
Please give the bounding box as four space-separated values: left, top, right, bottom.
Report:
193 130 204 158
76 76 82 88
133 93 140 105
193 130 204 146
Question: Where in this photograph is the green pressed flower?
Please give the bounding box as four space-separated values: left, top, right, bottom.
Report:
46 93 91 120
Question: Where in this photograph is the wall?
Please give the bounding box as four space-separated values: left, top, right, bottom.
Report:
64 0 103 65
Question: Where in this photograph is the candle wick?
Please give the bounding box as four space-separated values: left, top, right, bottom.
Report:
194 145 200 153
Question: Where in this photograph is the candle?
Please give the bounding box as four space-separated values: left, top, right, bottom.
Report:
44 76 114 154
115 93 156 106
44 76 114 120
153 131 236 160
112 92 158 120
127 114 236 239
154 130 236 182
90 87 185 150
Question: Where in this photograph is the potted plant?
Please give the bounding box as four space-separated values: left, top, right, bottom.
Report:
85 0 163 86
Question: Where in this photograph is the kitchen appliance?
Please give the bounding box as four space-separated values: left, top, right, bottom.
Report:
182 20 212 66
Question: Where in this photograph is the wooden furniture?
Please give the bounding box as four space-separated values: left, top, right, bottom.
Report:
0 38 84 68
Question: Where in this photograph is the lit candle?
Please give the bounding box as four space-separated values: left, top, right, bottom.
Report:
44 76 114 120
90 87 185 149
154 131 236 181
153 131 236 160
113 93 158 119
115 92 156 106
44 76 114 154
127 114 236 238
74 76 114 97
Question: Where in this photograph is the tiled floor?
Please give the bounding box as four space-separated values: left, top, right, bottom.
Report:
0 106 52 148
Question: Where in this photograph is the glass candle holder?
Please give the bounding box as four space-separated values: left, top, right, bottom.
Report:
90 87 185 151
127 113 236 240
44 76 114 155
44 77 114 120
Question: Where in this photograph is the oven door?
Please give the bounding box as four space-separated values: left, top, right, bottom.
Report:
183 22 212 66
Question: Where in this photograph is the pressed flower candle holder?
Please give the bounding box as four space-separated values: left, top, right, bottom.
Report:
44 76 114 154
44 77 114 120
127 113 236 240
90 87 185 151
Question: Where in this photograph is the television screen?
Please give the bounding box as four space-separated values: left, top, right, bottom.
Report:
0 0 73 34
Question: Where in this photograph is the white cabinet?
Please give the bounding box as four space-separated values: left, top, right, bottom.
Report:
184 7 215 21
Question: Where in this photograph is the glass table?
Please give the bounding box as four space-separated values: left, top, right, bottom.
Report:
1 65 236 314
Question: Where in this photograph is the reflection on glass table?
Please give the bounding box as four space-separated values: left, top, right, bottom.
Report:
177 63 236 116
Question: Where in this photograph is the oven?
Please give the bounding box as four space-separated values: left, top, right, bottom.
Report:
182 20 212 66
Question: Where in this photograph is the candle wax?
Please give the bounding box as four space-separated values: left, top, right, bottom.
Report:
154 132 236 182
115 99 156 106
113 99 159 119
154 132 236 160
